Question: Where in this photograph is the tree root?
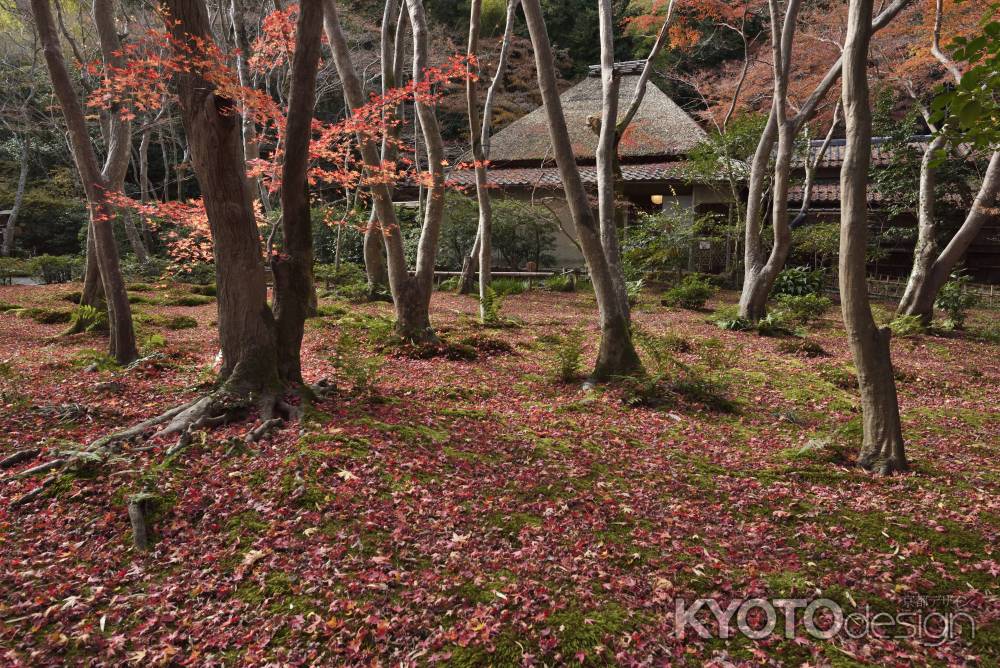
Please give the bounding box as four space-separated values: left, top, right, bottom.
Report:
2 381 330 505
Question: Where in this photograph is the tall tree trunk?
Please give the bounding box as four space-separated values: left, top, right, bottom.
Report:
401 0 448 340
521 0 641 380
272 0 322 384
840 0 906 474
1 136 30 257
738 0 913 321
896 133 948 321
458 0 519 296
467 0 493 321
31 0 137 364
164 0 279 394
324 0 443 342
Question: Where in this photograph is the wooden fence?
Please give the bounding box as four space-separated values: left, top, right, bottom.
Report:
823 274 1000 309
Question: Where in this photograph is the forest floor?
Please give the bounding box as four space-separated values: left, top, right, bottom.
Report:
0 281 998 667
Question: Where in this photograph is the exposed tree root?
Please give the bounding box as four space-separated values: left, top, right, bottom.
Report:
3 379 336 505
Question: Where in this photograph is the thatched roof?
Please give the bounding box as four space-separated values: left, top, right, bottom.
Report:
486 73 707 165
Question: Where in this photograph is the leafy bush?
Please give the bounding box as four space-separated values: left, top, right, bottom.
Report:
551 327 585 383
174 261 215 285
772 293 831 325
621 208 710 281
771 266 826 297
776 338 827 357
331 331 383 397
710 304 752 331
68 305 108 333
542 274 576 292
661 274 717 310
142 333 167 352
0 257 35 280
755 310 797 337
31 255 83 284
490 277 529 296
889 314 925 338
934 272 979 329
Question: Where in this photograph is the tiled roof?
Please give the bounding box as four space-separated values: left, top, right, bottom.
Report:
788 182 885 204
446 161 694 189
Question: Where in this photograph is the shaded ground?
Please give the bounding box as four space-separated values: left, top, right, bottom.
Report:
1 282 998 666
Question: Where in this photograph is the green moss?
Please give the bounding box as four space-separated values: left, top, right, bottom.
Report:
353 417 448 444
440 407 490 420
162 293 214 307
164 315 198 330
297 432 371 458
18 307 73 324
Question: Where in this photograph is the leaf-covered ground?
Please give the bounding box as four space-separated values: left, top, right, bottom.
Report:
1 282 998 666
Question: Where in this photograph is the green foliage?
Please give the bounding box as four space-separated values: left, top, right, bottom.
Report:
621 208 699 281
163 293 214 307
755 310 797 338
550 327 585 383
0 257 35 279
772 294 832 326
490 277 529 296
710 304 752 331
142 333 167 352
661 274 716 310
626 279 644 307
174 262 216 286
480 286 503 324
68 305 108 333
0 166 88 256
19 307 72 324
935 272 979 329
789 223 839 268
31 255 83 284
164 315 198 330
889 314 926 338
931 9 1000 150
542 273 576 292
331 332 383 397
771 266 826 297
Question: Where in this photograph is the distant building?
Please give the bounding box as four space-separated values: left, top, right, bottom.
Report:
447 61 733 268
790 137 1000 283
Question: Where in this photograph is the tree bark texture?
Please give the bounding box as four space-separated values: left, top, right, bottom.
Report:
840 0 907 474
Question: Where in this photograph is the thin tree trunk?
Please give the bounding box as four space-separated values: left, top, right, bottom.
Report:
1 136 30 257
163 0 279 394
840 0 906 474
272 0 322 384
467 0 493 321
324 0 439 342
31 0 137 364
458 0 519 296
792 102 841 229
897 133 948 320
521 0 641 380
899 151 1000 321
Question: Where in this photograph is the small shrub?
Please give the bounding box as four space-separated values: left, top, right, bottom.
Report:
755 310 797 337
0 301 20 313
164 315 198 330
771 266 826 297
142 333 167 352
542 274 576 292
121 257 169 280
491 277 529 296
331 331 383 396
68 305 108 333
71 348 119 371
772 294 831 325
31 255 83 284
626 279 644 307
174 261 215 285
480 286 504 324
437 276 461 292
710 304 752 331
934 273 978 329
661 274 717 310
889 314 925 338
551 327 585 383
